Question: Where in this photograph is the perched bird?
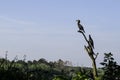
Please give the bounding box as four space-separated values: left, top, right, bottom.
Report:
76 20 85 33
89 35 94 49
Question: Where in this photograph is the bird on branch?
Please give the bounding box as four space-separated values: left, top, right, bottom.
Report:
76 20 85 33
89 35 94 49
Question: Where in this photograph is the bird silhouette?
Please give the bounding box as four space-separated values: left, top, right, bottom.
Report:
89 35 94 49
76 20 85 33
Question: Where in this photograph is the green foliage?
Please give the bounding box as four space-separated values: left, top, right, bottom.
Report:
72 67 94 80
52 75 69 80
2 53 120 80
0 57 80 80
100 52 120 80
72 72 89 80
0 57 96 80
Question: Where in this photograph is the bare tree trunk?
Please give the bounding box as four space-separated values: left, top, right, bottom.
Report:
92 58 98 78
78 31 98 79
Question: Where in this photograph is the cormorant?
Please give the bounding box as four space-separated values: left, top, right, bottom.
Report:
89 35 94 49
76 20 85 33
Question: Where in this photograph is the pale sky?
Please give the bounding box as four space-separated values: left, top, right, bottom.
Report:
0 0 120 67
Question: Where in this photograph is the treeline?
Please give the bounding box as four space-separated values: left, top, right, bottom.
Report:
0 57 93 80
0 53 120 80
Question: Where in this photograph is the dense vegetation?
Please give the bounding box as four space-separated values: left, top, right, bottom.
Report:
0 53 120 80
0 56 93 80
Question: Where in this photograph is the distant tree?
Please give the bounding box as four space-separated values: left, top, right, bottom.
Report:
64 61 73 66
38 58 48 64
57 59 65 68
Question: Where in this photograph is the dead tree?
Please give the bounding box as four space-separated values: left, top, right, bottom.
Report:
76 20 98 79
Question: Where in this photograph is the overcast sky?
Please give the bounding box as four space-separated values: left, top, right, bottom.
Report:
0 0 120 67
